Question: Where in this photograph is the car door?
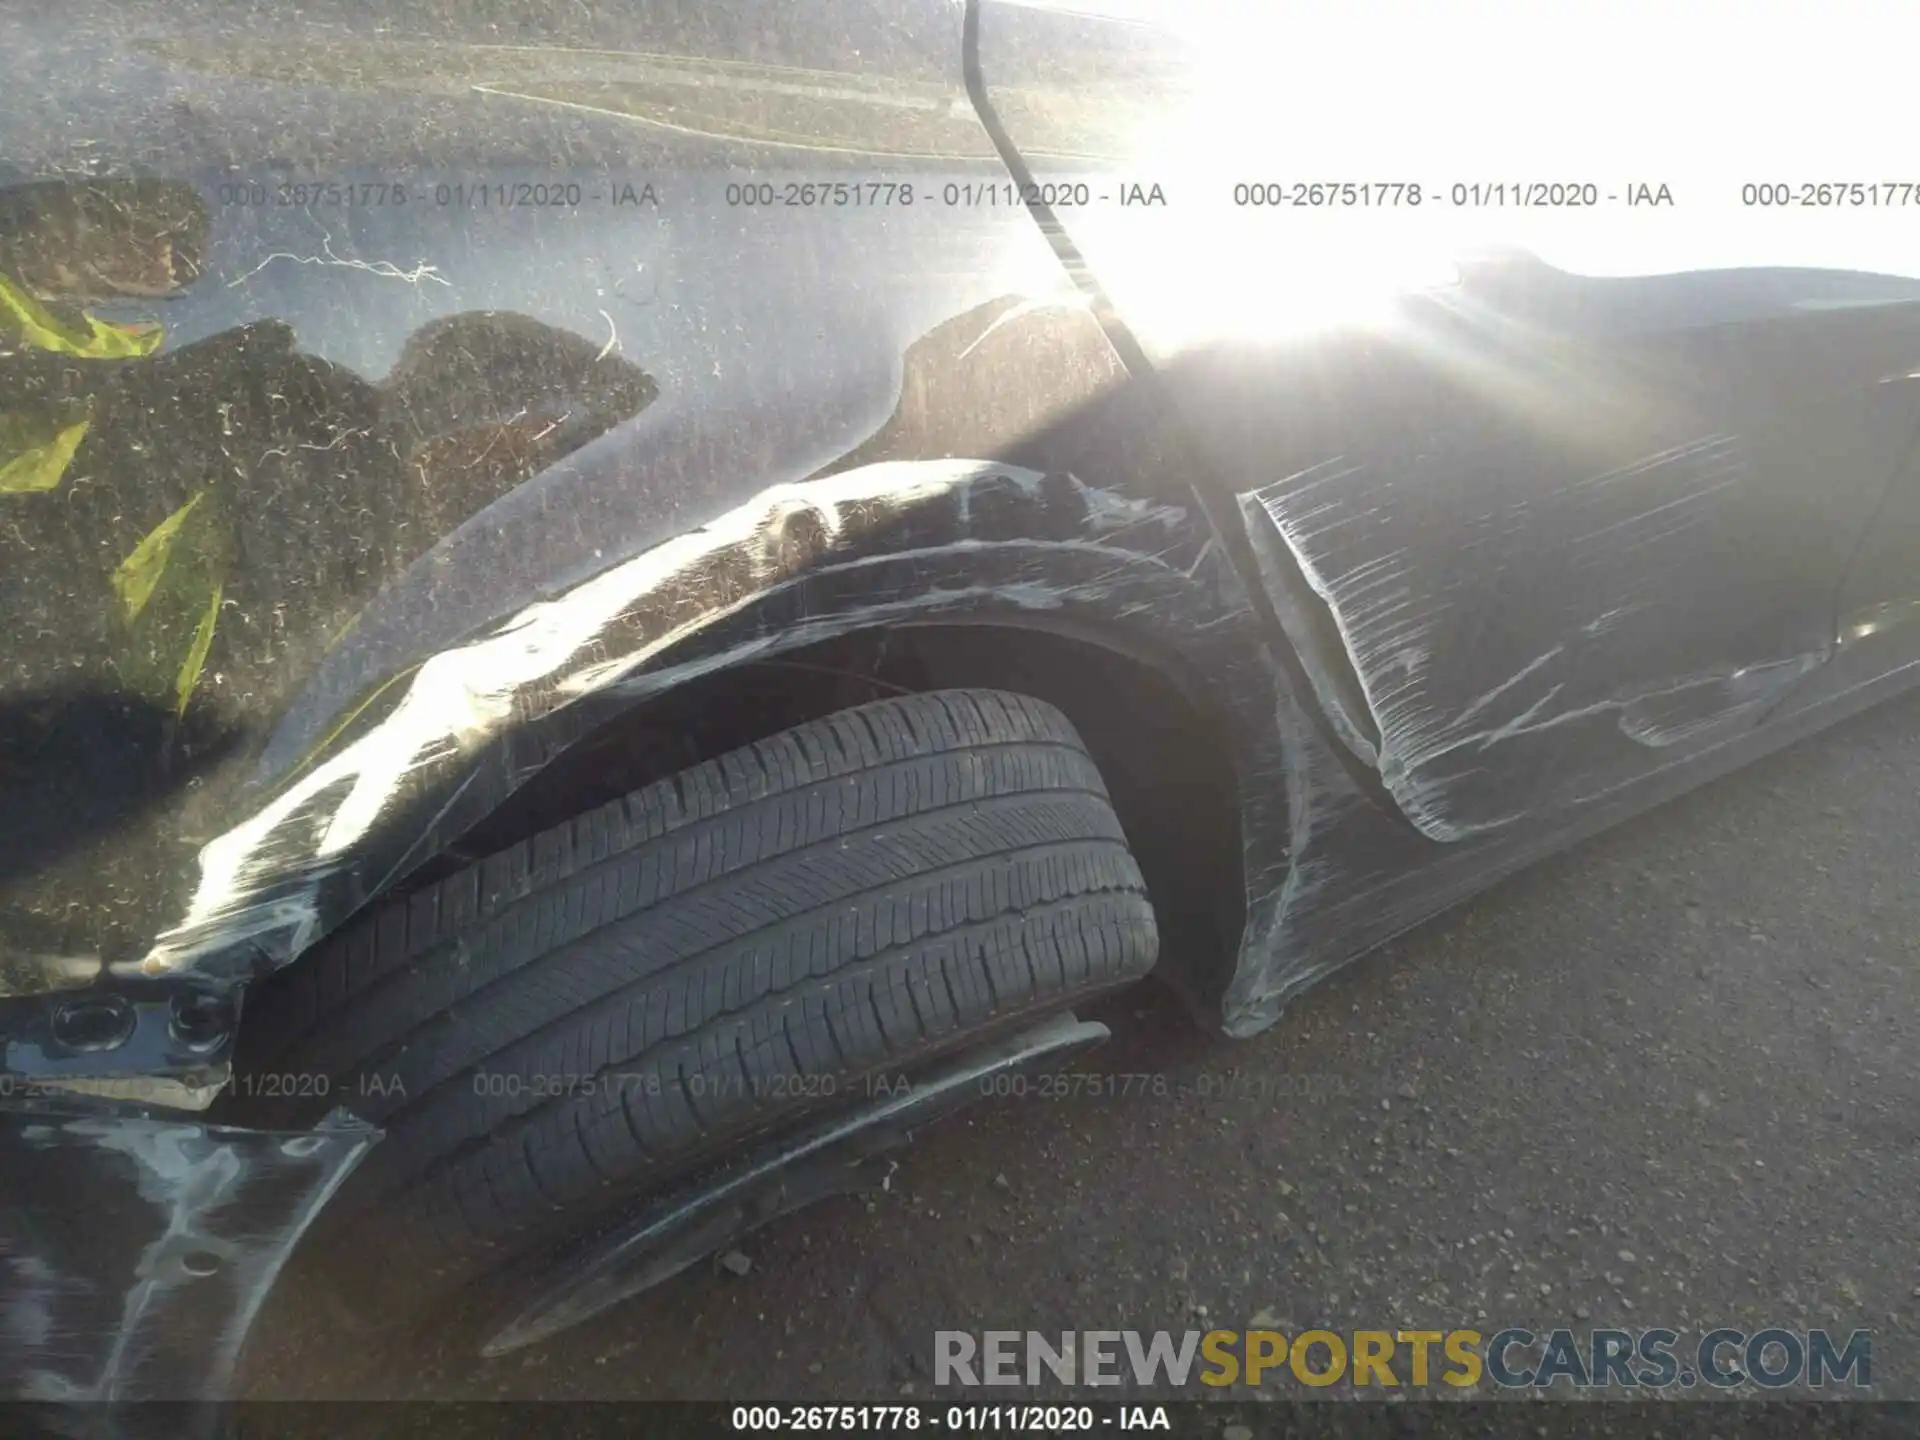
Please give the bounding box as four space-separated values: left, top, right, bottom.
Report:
973 0 1920 841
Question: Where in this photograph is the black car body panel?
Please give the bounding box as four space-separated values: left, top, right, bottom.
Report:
8 0 1920 1402
0 1104 375 1402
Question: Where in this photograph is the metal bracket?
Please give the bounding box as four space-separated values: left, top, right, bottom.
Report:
1 982 235 1087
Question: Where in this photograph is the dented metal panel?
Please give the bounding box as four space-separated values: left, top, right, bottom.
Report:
1129 269 1920 842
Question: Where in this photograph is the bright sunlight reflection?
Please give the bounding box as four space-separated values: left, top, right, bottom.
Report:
1021 0 1920 351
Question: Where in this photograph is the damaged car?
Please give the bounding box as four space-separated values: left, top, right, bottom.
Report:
8 0 1920 1404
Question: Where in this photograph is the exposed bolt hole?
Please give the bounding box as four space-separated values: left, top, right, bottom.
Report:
169 991 233 1053
180 1250 223 1278
50 997 136 1053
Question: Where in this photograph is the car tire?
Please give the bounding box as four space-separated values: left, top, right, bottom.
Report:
234 688 1160 1317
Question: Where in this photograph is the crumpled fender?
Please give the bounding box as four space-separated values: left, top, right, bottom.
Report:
129 457 1279 999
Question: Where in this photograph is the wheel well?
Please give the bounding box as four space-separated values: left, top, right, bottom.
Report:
407 620 1248 1022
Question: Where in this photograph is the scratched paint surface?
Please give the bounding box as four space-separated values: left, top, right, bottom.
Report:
0 1107 375 1401
1240 432 1812 839
1166 265 1920 841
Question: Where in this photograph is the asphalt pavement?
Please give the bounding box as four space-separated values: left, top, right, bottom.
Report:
239 687 1920 1403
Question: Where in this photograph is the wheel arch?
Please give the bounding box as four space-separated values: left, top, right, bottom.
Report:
434 611 1250 1026
139 459 1296 1032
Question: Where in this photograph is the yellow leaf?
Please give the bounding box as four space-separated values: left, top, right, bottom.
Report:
111 490 206 622
0 414 90 493
0 272 163 358
174 579 223 716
